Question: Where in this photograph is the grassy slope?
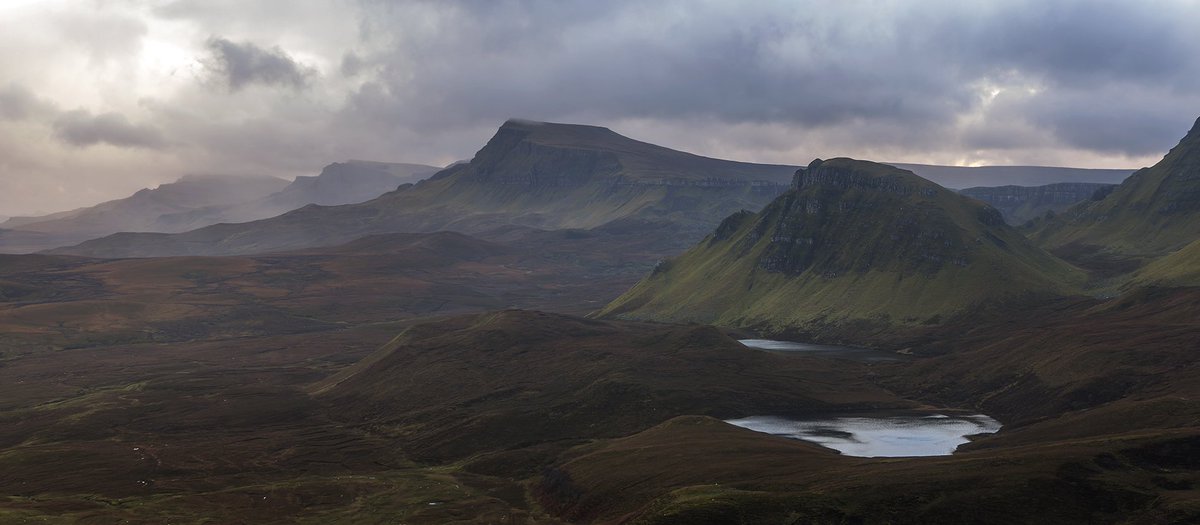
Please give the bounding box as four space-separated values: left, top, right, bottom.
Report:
1032 116 1200 260
602 158 1082 337
1126 239 1200 288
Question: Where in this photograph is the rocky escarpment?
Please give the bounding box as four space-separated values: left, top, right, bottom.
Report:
751 159 989 278
601 158 1082 338
959 182 1116 225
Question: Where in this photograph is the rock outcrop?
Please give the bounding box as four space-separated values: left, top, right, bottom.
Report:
601 158 1082 339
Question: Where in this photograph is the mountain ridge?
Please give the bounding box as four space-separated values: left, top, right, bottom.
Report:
46 120 801 257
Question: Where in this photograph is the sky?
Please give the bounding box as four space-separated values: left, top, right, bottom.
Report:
1 0 1199 217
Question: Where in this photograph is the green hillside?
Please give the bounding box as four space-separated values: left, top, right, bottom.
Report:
1032 116 1200 260
1126 239 1200 288
601 158 1084 336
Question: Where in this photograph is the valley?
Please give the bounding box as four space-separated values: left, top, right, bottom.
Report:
1 118 1199 524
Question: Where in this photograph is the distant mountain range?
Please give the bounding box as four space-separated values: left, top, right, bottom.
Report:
0 161 437 254
893 163 1132 189
601 158 1083 339
45 120 1134 259
0 174 288 253
47 120 801 257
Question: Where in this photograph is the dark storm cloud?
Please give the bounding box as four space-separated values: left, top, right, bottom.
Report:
6 0 1200 218
339 0 1199 159
53 110 169 149
204 37 314 91
935 1 1195 86
347 1 965 128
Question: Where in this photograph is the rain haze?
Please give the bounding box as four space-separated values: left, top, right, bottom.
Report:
2 0 1199 216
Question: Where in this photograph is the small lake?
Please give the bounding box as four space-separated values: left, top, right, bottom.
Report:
739 339 904 362
726 414 1001 457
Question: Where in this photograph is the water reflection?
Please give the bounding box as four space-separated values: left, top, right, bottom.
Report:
726 414 1001 457
739 339 904 362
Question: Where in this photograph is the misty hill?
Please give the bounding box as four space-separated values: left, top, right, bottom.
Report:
3 174 288 235
0 175 288 253
601 158 1083 339
1032 116 1200 261
49 120 800 257
150 161 439 232
3 162 437 254
261 160 438 210
958 182 1115 225
894 163 1132 189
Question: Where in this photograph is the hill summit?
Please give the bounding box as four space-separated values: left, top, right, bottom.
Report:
601 158 1082 339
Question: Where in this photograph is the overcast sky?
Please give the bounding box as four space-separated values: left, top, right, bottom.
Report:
1 0 1199 216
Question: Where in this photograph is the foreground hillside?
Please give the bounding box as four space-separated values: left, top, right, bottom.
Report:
48 120 798 257
4 294 1196 524
602 158 1082 339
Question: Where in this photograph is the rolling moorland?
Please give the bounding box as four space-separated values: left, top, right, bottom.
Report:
0 118 1198 523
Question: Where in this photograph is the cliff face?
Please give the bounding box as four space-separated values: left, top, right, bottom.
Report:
1033 116 1200 258
959 182 1116 225
601 158 1082 340
756 159 981 278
